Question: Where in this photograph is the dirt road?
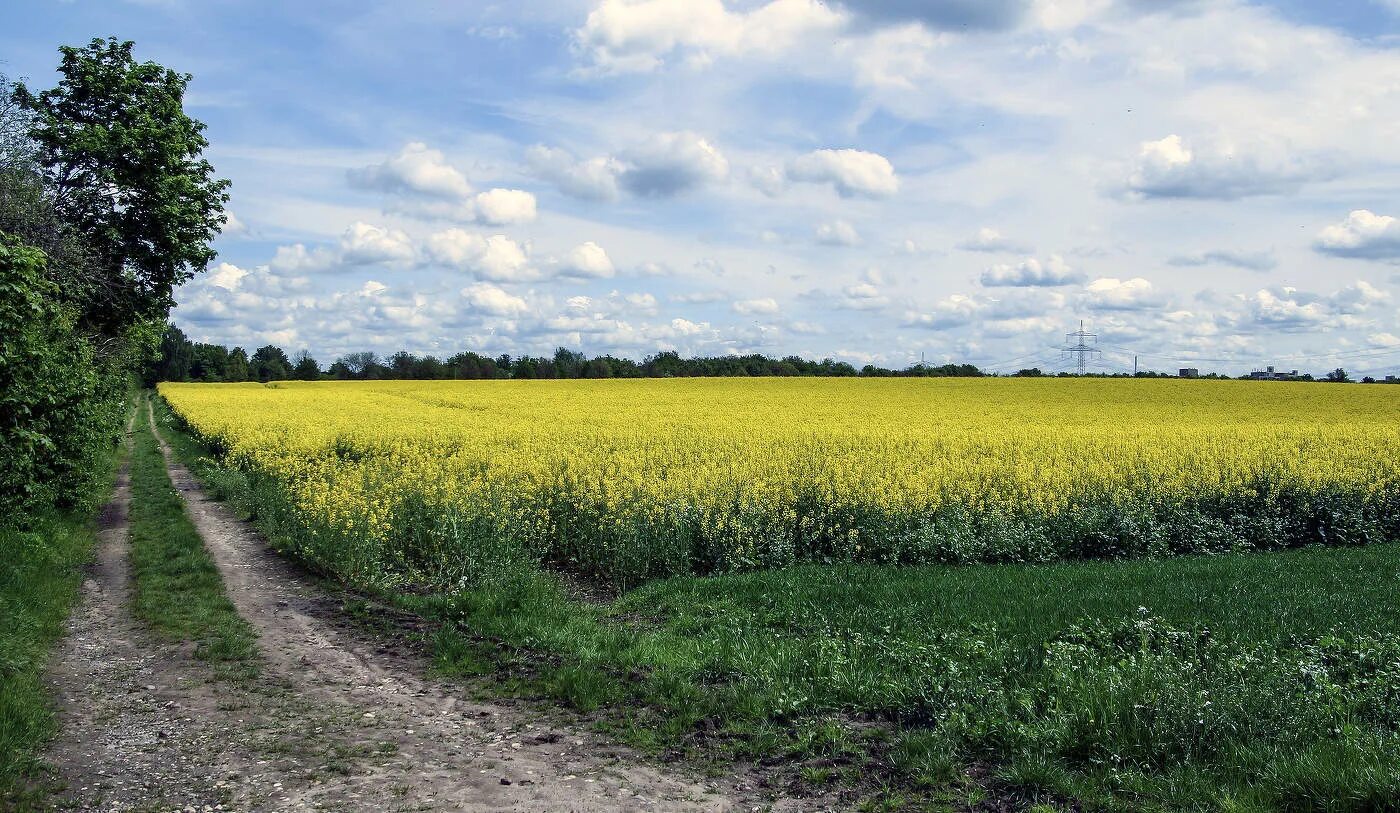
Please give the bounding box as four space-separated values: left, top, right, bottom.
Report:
41 411 795 812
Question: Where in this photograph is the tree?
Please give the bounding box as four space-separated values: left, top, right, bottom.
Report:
13 38 230 336
250 345 290 382
1326 368 1350 383
292 350 319 381
225 347 249 382
148 323 193 383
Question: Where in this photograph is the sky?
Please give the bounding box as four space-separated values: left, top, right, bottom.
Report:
6 0 1400 376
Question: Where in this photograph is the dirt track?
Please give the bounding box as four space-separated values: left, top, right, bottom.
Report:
40 409 804 812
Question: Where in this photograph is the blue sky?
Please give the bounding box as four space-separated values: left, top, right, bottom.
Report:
6 0 1400 375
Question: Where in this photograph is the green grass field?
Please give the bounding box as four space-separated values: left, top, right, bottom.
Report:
152 395 1400 811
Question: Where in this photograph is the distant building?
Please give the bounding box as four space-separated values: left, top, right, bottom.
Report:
1386 375 1398 384
1178 368 1199 378
1248 365 1300 381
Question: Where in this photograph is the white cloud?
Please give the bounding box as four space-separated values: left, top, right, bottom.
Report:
815 219 861 246
220 210 249 238
981 255 1082 287
837 281 888 309
339 222 416 265
1083 277 1163 311
671 291 728 304
266 222 414 274
1329 280 1389 314
462 283 530 317
349 142 472 199
618 132 729 197
1248 287 1330 329
574 0 845 75
958 227 1030 253
787 148 899 198
1315 210 1400 260
526 132 728 200
525 145 623 201
1369 332 1400 348
1122 135 1323 200
560 241 617 278
425 229 533 281
473 188 538 225
206 261 250 291
733 297 780 315
670 317 710 336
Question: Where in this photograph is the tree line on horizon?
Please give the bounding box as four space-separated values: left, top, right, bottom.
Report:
147 323 1395 385
145 323 989 383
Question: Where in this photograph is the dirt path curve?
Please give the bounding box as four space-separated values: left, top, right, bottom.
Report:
137 404 791 813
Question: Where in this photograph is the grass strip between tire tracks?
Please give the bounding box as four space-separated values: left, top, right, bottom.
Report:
130 397 258 678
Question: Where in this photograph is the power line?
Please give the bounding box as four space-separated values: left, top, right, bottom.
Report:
1062 320 1100 376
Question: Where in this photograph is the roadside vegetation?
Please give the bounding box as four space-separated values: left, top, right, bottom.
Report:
0 463 116 807
0 36 227 805
153 389 1400 811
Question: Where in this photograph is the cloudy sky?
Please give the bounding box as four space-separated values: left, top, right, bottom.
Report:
8 0 1400 375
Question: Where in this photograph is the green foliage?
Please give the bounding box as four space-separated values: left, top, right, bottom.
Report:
0 501 107 805
0 233 127 514
12 38 229 336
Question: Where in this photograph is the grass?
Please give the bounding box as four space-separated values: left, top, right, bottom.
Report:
128 397 257 676
150 394 1400 811
0 410 122 809
0 500 110 807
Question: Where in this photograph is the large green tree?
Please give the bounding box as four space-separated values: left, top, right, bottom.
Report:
13 38 229 336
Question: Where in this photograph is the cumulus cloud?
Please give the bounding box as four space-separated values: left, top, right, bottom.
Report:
1122 135 1322 201
339 222 416 265
354 143 536 224
1248 287 1330 329
425 229 533 281
573 0 845 74
349 142 473 199
1083 277 1164 311
526 132 727 200
462 282 530 317
733 297 781 315
787 148 899 198
558 241 617 278
958 227 1030 253
837 281 888 309
525 145 623 201
618 132 729 197
815 219 861 246
671 291 728 304
906 289 1062 330
268 222 414 274
1315 210 1400 260
980 255 1082 287
472 188 539 225
1168 249 1277 272
219 210 250 238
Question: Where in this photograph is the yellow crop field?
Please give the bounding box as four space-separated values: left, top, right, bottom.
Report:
159 378 1400 587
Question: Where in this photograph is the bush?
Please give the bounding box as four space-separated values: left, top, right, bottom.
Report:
0 232 126 514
